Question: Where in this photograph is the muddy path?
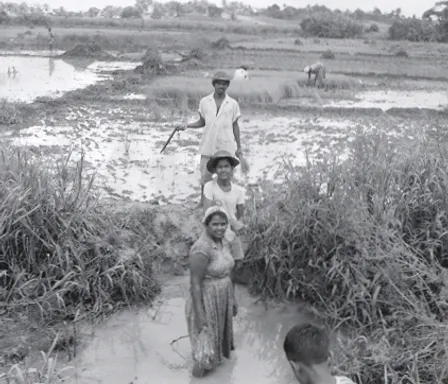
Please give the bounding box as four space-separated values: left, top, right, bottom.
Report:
69 275 312 384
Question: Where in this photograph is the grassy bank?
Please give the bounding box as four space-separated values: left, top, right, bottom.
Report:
242 126 448 383
0 146 161 379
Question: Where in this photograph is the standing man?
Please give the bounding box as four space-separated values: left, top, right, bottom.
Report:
177 71 243 208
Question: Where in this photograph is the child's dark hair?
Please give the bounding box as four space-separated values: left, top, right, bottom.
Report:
204 211 228 226
283 323 330 365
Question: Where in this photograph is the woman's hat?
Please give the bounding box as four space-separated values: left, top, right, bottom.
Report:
203 206 229 224
212 71 231 84
206 150 240 173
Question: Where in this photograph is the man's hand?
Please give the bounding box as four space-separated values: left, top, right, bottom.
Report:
176 124 187 131
235 148 242 158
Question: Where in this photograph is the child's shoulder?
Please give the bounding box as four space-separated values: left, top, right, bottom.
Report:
335 376 356 384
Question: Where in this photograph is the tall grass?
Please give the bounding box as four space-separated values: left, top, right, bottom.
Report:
242 129 448 383
0 146 160 322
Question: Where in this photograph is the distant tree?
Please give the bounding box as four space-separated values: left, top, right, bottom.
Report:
102 5 122 18
0 9 9 23
86 7 100 17
208 4 223 17
135 0 152 14
301 12 364 38
121 6 141 18
53 7 67 16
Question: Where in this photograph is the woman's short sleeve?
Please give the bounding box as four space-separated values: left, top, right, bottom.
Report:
190 239 211 262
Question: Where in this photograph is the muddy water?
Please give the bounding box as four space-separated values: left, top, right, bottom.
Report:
71 276 308 384
325 90 448 110
0 56 138 103
5 116 354 203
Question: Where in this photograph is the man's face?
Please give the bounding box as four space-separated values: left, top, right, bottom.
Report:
215 159 233 180
214 80 230 95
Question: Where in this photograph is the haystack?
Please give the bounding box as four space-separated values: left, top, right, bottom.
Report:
60 43 115 60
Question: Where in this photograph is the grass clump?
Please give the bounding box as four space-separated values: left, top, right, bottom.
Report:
394 48 409 58
321 49 335 59
241 130 448 383
0 100 36 126
211 37 231 49
0 147 160 322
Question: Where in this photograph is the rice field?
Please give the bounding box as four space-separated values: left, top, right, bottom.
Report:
145 71 360 106
1 13 448 384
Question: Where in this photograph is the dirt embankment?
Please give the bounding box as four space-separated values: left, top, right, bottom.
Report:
59 43 116 60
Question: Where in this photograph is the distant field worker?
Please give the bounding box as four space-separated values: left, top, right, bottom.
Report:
304 62 326 88
177 71 243 208
233 65 249 80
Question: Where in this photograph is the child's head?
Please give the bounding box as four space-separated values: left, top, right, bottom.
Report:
283 323 331 384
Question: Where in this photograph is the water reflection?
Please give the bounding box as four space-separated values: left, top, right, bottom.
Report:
49 57 55 77
70 277 308 384
0 55 104 103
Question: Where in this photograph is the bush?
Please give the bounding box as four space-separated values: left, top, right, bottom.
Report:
321 49 335 59
366 23 379 32
211 37 231 49
300 13 364 38
0 147 160 322
388 18 440 42
242 130 448 383
394 48 409 57
294 38 303 46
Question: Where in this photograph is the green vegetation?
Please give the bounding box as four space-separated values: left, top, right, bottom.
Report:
146 72 359 107
242 127 448 383
300 13 364 38
0 145 160 324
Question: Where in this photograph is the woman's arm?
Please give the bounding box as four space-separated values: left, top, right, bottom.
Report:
203 181 214 214
190 252 209 328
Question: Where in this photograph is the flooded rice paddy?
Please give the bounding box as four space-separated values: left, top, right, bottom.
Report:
70 276 308 384
0 55 138 102
3 113 362 204
326 90 448 110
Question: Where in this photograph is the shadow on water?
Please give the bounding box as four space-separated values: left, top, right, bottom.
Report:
70 276 312 384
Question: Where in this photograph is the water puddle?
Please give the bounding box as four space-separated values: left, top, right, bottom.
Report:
87 61 140 73
0 49 65 57
4 115 358 203
70 276 307 384
325 90 448 110
0 56 109 102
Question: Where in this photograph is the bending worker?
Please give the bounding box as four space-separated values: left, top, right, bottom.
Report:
304 62 326 88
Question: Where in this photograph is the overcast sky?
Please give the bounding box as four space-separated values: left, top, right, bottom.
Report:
15 0 430 17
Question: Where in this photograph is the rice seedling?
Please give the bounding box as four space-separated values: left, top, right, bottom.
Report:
144 71 359 107
0 145 160 324
242 129 448 383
